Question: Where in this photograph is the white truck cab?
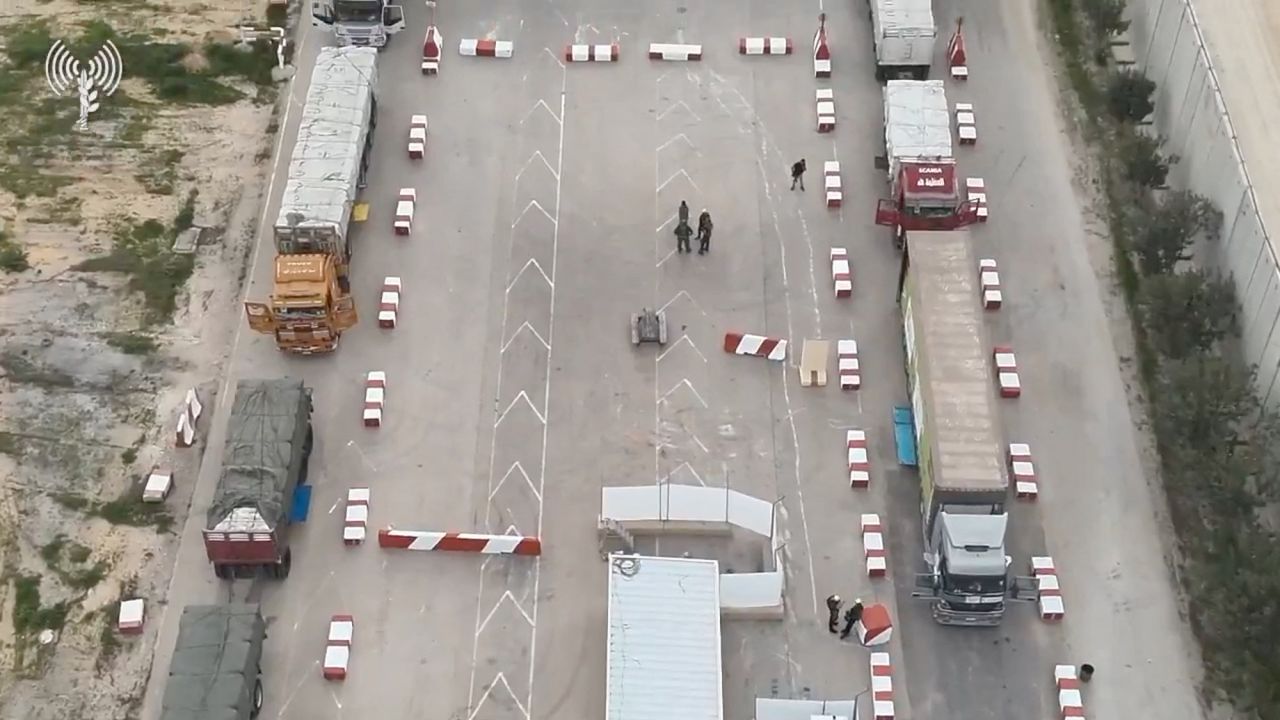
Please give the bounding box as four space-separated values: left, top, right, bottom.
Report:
312 0 404 48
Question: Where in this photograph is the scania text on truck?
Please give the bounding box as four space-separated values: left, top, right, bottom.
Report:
311 0 404 48
244 46 376 354
874 80 980 248
868 0 937 81
898 229 1036 626
203 379 313 580
160 604 267 720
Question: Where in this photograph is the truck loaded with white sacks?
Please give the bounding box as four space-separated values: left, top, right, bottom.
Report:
311 0 404 48
202 379 313 581
899 229 1036 627
160 604 267 720
868 0 937 81
875 80 980 248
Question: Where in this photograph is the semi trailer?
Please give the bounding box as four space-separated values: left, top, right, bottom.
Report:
868 0 937 81
160 604 267 720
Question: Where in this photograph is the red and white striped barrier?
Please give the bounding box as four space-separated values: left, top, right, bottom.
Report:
408 115 427 159
1054 665 1087 718
838 340 860 390
813 20 831 77
459 38 514 58
378 529 543 555
830 247 851 298
394 188 415 235
175 388 204 448
824 160 842 208
378 277 401 329
344 488 370 545
723 332 787 361
858 604 893 648
739 37 791 55
954 102 977 145
1009 443 1038 500
363 371 386 428
422 25 442 74
869 651 896 718
978 258 1002 309
816 88 835 133
861 513 887 577
948 17 968 80
847 429 870 488
966 177 989 222
1032 556 1065 621
565 43 618 62
993 346 1021 398
323 615 354 680
118 598 145 634
649 43 702 61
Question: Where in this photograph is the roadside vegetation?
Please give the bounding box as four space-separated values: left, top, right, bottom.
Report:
1047 0 1280 716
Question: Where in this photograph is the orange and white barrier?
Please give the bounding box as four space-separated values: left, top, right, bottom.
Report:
947 18 968 80
422 25 442 74
823 160 842 208
323 615 355 680
378 277 401 329
868 651 896 717
858 604 893 648
954 102 977 145
830 247 851 298
739 37 791 55
363 371 386 428
175 388 204 448
408 115 428 158
1054 665 1087 718
861 513 887 578
816 88 835 133
847 429 869 488
966 177 989 222
838 339 860 390
394 188 415 235
812 17 831 77
978 258 1002 309
344 488 370 545
566 43 619 62
1009 443 1038 500
993 346 1021 398
1032 556 1065 621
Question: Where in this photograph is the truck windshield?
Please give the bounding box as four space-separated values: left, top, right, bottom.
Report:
334 0 380 22
943 572 1006 595
278 307 328 320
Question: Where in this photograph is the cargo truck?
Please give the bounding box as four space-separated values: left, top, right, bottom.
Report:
244 46 377 354
311 0 404 48
898 230 1035 626
160 604 267 720
874 80 980 248
868 0 937 81
203 379 313 580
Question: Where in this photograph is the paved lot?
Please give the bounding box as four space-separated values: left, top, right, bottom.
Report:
142 0 1204 719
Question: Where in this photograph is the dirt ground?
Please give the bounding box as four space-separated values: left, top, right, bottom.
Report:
0 0 281 715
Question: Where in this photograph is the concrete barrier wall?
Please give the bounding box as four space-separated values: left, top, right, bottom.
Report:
1126 0 1280 404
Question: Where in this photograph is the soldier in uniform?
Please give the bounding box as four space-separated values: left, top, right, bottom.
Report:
674 220 693 254
825 594 843 633
697 210 713 255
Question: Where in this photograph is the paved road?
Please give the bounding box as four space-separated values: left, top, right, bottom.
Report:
141 0 1203 719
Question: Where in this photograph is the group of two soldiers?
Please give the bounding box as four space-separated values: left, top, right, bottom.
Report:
674 201 713 255
826 594 864 640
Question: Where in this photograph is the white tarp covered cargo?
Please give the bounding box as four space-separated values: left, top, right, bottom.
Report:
274 46 377 242
884 79 952 165
872 0 936 69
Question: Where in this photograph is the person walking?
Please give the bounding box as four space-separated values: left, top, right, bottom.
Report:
678 200 690 226
839 598 865 639
790 158 807 191
825 594 843 634
697 209 713 255
674 220 693 254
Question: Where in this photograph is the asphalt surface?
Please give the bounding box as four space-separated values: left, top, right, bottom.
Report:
141 0 1203 719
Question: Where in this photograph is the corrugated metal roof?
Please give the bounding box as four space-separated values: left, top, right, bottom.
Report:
606 556 723 720
885 80 952 161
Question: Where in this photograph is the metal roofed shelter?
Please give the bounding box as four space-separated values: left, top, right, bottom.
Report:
606 555 724 720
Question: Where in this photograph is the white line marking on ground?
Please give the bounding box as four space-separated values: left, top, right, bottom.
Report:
501 321 551 353
655 213 678 233
657 334 707 364
656 248 678 267
520 99 562 127
657 169 700 193
656 133 700 155
662 461 706 486
659 379 709 408
505 258 554 293
493 391 547 427
660 290 708 316
514 150 560 183
477 591 535 635
491 461 543 502
511 199 558 230
467 674 530 720
541 45 566 70
346 440 378 472
657 100 702 122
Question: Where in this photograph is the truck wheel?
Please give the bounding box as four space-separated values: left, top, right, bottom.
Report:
277 549 293 579
304 426 314 456
251 678 264 717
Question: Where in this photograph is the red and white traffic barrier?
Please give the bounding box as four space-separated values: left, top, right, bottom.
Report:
363 371 386 428
723 332 787 361
966 177 989 222
847 429 869 488
1032 556 1065 621
565 43 619 62
394 188 415 235
1009 443 1038 500
869 652 896 718
323 614 354 680
978 258 1002 309
954 102 977 145
858 604 893 648
378 529 543 556
861 513 887 578
838 340 860 390
118 598 145 634
378 277 401 329
422 25 442 74
948 17 968 80
739 37 791 55
344 487 370 545
993 346 1021 398
816 88 835 133
459 38 514 58
175 388 204 448
1054 665 1087 718
408 115 427 159
824 160 842 208
813 17 831 77
830 247 852 298
648 43 702 61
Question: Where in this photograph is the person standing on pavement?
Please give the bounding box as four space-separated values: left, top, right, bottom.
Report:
679 200 690 226
674 220 693 254
839 598 865 639
790 158 807 191
825 594 843 634
697 209 713 255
